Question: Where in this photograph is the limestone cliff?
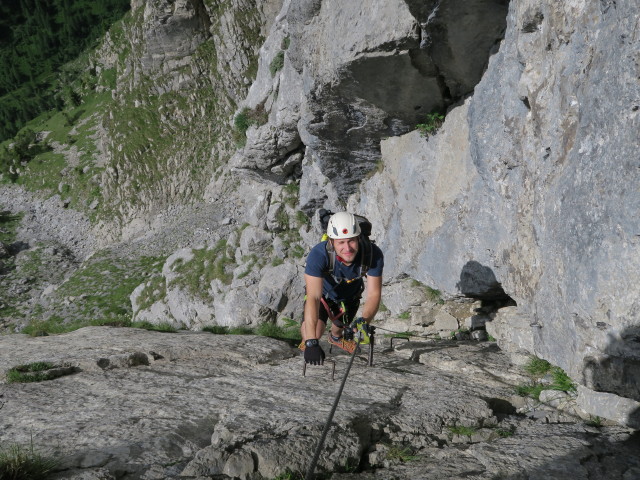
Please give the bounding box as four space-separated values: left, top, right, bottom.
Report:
205 0 639 426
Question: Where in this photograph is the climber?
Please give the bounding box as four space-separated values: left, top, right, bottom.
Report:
300 211 384 365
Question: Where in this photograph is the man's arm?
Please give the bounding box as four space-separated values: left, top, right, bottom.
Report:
303 274 324 340
360 275 382 324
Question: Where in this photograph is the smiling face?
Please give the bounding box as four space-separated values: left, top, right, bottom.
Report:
332 237 359 264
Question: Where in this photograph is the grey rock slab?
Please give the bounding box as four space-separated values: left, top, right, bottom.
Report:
1 328 638 479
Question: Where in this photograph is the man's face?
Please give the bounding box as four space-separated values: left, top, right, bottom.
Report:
332 237 359 264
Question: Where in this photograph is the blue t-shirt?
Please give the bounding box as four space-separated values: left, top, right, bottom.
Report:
305 240 384 302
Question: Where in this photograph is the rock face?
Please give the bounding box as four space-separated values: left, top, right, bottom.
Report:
2 0 639 442
231 0 508 204
346 0 640 421
1 327 639 479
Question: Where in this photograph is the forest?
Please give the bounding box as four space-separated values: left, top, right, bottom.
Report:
0 0 130 142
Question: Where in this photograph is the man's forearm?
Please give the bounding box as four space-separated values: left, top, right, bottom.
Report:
303 298 320 339
360 295 380 323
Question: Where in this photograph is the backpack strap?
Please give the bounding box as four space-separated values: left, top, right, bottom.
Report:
359 235 373 277
324 240 336 278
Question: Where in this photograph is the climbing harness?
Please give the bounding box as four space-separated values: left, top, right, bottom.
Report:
304 334 363 480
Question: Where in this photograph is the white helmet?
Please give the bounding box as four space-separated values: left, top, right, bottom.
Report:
327 212 360 239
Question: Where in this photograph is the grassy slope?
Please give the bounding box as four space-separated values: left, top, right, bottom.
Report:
0 1 267 332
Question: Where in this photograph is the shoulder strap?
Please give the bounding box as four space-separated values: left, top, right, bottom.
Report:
324 240 336 277
359 235 373 277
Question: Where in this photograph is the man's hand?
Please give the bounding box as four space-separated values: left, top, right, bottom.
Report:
304 340 325 365
353 317 372 335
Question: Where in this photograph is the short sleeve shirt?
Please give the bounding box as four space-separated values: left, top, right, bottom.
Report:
305 240 384 302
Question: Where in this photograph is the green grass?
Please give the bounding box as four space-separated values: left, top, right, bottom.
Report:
516 357 576 399
269 51 285 76
524 357 552 377
447 425 478 438
398 311 410 320
271 470 303 480
514 383 545 399
203 319 302 345
586 415 603 428
6 362 58 383
416 112 445 136
130 321 177 333
0 440 58 480
494 428 514 438
385 444 417 462
549 366 576 392
0 211 22 244
233 104 268 147
169 240 234 297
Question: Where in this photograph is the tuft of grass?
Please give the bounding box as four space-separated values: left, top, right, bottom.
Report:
385 444 417 462
586 415 603 428
494 427 515 438
255 321 301 343
271 470 303 480
515 383 545 400
447 425 478 438
228 326 254 335
233 104 268 147
203 320 302 345
0 440 58 479
290 244 305 258
425 286 444 304
525 357 552 377
516 357 576 399
0 211 23 244
416 112 445 136
130 321 177 333
203 325 229 334
549 366 576 393
269 50 285 76
6 362 57 383
398 311 410 320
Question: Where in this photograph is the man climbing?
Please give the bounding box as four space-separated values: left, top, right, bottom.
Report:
301 211 384 365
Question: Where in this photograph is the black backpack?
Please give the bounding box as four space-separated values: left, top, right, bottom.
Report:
318 209 374 279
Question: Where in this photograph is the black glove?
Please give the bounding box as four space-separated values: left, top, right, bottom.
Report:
304 340 325 365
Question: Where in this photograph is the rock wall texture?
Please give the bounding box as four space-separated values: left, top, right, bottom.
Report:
347 0 640 423
132 0 640 426
1 327 638 479
2 0 639 434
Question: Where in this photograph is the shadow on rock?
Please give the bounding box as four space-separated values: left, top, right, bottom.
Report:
582 325 640 413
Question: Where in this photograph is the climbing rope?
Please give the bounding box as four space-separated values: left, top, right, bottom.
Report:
304 335 362 480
